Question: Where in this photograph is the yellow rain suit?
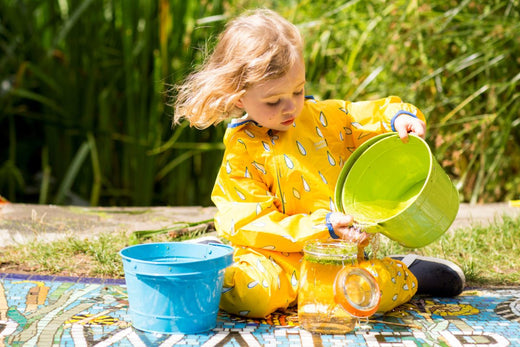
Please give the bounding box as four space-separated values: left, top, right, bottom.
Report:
212 96 425 317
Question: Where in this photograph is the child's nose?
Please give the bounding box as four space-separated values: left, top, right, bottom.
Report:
282 99 296 114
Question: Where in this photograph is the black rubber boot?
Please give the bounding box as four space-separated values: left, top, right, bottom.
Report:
389 254 466 297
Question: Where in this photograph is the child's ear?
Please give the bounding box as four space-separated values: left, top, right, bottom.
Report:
234 91 246 109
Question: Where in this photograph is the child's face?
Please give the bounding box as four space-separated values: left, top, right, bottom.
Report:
237 59 306 132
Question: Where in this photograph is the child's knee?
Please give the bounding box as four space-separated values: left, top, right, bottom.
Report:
220 265 274 317
220 253 296 318
359 258 418 313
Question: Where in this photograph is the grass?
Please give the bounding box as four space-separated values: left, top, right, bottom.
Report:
1 214 519 287
0 232 128 278
377 214 520 286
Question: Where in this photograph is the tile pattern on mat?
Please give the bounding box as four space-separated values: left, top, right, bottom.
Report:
1 273 519 346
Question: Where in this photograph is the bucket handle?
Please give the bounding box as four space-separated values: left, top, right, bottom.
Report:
207 242 234 251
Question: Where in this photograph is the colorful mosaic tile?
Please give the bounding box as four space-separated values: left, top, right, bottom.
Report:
1 273 519 346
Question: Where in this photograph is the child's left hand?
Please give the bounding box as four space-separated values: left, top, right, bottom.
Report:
328 212 371 246
394 115 426 142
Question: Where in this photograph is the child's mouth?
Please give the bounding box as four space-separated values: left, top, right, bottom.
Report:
282 118 295 126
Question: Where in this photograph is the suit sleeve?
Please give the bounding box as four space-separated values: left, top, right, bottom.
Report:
346 96 427 147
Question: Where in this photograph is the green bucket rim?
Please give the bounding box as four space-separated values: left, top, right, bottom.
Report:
334 133 395 213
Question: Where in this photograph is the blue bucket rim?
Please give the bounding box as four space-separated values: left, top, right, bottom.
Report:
119 242 234 275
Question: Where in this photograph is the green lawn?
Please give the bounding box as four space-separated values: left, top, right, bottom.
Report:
378 214 520 286
1 214 518 287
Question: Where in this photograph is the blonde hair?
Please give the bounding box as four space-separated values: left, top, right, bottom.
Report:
173 9 303 129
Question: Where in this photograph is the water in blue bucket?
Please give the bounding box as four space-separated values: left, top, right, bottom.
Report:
119 242 234 334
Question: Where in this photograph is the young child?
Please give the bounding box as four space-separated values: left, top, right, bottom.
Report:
174 9 465 318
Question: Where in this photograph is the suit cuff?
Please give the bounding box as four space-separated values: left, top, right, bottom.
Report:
326 212 340 239
390 110 418 132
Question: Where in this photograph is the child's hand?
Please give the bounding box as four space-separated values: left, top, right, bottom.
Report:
328 212 370 246
394 115 426 142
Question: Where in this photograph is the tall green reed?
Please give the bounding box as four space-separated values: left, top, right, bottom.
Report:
286 0 520 203
1 0 227 206
1 0 519 206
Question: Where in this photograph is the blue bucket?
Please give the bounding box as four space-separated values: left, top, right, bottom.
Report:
119 242 234 334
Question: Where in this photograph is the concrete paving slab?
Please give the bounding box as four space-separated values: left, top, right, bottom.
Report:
449 202 520 230
0 203 216 247
1 202 519 247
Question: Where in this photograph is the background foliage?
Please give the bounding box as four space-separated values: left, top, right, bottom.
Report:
1 0 519 207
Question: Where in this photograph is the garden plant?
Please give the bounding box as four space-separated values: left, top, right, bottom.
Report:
1 0 518 206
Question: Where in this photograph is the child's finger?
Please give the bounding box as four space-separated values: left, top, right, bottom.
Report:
397 127 410 143
338 226 370 245
329 212 354 228
412 122 426 139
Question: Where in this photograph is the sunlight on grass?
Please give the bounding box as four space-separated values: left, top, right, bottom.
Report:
0 232 129 278
378 215 520 286
0 214 519 286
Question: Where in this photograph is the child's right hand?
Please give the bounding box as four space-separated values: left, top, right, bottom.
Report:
393 114 426 142
328 212 371 246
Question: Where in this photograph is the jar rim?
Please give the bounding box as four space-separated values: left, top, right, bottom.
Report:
303 240 358 261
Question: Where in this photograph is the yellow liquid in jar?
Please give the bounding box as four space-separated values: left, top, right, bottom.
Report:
298 259 357 334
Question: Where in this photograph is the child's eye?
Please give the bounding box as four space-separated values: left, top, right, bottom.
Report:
266 89 303 106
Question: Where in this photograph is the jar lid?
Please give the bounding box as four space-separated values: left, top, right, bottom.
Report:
334 267 381 317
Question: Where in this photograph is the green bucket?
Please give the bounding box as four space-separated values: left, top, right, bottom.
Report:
335 134 459 248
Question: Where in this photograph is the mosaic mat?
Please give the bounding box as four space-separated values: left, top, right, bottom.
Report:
1 273 519 346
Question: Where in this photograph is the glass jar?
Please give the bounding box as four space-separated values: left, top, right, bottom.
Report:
298 240 380 334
